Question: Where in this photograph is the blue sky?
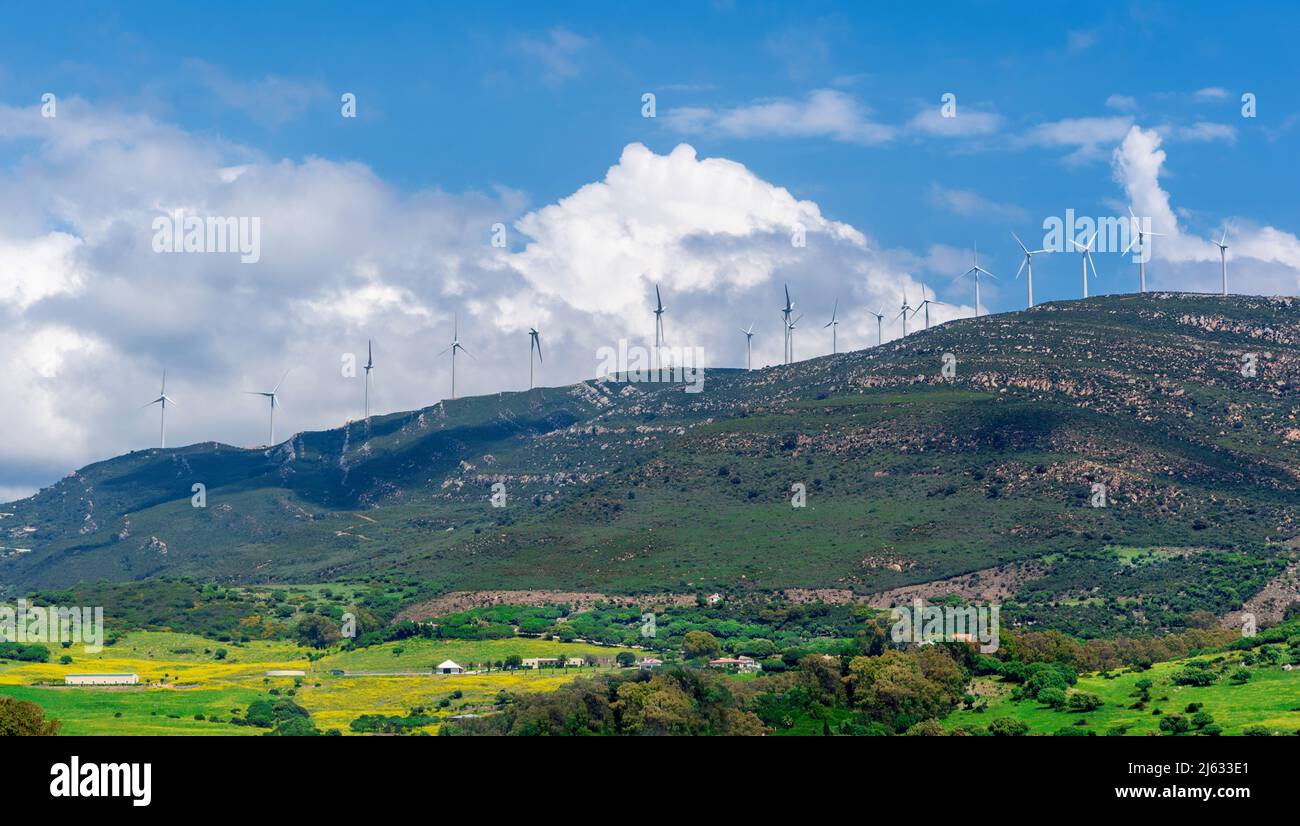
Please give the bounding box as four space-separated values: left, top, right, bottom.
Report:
5 1 1297 265
1 1 1299 497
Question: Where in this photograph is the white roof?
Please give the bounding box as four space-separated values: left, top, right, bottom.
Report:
437 660 462 669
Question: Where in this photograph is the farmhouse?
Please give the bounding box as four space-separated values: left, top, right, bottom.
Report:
707 656 760 672
65 673 139 686
638 657 664 670
522 657 559 669
265 670 306 677
436 660 465 674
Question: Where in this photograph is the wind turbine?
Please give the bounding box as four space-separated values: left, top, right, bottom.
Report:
824 300 840 354
786 313 804 362
956 244 998 316
895 288 913 337
246 369 291 446
143 370 177 448
1068 232 1100 298
780 285 795 364
528 326 542 389
916 285 943 330
1212 228 1229 295
362 340 374 419
1012 232 1050 308
653 284 667 377
438 314 473 400
1121 208 1165 293
740 323 755 370
869 307 885 345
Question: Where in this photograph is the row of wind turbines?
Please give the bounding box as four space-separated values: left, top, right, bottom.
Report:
141 217 1236 449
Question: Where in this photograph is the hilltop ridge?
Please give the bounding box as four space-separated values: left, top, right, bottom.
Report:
3 293 1298 636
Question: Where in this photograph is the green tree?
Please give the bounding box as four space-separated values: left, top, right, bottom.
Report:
295 614 341 649
682 630 722 659
0 697 61 736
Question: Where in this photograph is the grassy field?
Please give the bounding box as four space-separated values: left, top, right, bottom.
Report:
943 656 1300 736
0 632 640 735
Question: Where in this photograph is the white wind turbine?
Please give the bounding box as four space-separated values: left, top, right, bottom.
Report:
1068 231 1101 298
1212 227 1230 295
143 370 177 449
1012 232 1050 308
824 300 840 354
895 288 913 337
438 314 473 400
1121 208 1165 293
528 326 542 389
740 323 755 370
869 307 885 345
955 244 997 316
363 340 374 419
785 313 804 362
915 285 943 330
653 284 666 377
246 368 291 446
780 285 795 365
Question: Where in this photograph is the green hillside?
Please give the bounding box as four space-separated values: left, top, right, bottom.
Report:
3 293 1298 637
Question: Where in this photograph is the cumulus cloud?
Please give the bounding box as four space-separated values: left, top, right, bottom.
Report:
927 184 1026 222
0 103 966 498
1111 125 1300 294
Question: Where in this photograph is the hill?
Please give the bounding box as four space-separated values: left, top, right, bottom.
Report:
3 293 1298 636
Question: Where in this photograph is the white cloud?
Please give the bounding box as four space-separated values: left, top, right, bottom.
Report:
665 89 895 145
1105 94 1137 111
1020 116 1135 164
927 184 1026 222
1112 125 1300 294
1170 121 1237 144
1194 87 1230 101
0 104 971 494
907 106 1002 137
515 27 590 84
186 60 329 128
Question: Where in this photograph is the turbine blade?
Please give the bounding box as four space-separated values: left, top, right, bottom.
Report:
1011 231 1029 254
1015 257 1027 279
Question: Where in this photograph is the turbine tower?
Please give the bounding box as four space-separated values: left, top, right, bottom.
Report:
363 340 374 419
869 308 885 345
1068 232 1100 298
1121 208 1164 293
786 313 804 362
438 314 473 400
144 370 177 448
528 326 542 389
780 285 795 365
956 244 997 316
1012 232 1050 308
1212 228 1229 295
916 285 943 330
824 300 840 354
246 369 291 447
740 323 755 370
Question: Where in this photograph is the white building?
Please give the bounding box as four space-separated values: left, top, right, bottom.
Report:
265 670 306 677
436 660 465 674
65 673 139 686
